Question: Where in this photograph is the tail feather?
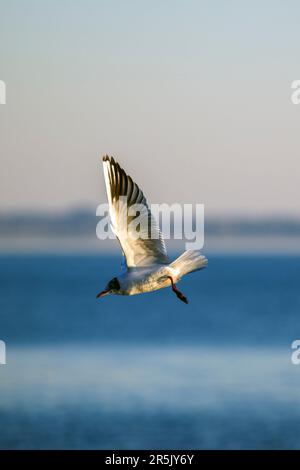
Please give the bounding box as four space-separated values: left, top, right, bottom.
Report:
170 250 208 277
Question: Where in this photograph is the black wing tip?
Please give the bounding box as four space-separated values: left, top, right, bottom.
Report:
102 155 117 165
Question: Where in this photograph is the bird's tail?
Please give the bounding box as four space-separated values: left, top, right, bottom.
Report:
170 250 208 277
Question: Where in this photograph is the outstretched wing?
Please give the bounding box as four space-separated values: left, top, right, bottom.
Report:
102 155 168 268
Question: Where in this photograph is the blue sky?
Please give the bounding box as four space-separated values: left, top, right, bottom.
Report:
0 0 300 216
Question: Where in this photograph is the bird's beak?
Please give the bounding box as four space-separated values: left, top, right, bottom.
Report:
96 289 110 299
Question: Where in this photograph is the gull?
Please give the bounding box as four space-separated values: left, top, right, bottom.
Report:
97 156 207 304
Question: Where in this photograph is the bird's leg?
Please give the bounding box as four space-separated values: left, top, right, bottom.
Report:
167 276 188 304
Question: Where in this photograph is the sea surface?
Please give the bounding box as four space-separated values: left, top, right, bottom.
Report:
0 254 300 449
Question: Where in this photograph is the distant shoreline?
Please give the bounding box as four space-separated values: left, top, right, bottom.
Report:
0 234 300 255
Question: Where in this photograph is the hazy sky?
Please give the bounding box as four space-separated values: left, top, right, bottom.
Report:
0 0 300 216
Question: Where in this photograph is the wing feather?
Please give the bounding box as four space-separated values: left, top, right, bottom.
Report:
102 155 168 268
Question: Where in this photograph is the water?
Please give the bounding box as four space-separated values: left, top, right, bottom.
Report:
0 254 300 449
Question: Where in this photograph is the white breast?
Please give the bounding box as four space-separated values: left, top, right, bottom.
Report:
117 265 180 296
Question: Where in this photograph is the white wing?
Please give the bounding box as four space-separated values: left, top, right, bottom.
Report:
102 155 168 268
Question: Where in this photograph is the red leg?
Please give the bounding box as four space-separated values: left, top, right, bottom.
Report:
167 276 188 304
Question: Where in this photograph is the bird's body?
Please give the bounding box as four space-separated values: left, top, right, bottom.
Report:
113 264 179 296
97 156 207 304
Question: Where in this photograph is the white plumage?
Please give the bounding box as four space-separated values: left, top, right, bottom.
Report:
97 156 207 304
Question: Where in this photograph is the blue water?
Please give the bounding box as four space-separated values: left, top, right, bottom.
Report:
0 254 300 449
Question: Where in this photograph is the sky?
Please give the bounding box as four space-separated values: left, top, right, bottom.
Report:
0 0 300 217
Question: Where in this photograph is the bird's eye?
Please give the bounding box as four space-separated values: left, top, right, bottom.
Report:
109 277 120 290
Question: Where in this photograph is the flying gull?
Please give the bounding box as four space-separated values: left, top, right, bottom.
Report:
97 156 207 304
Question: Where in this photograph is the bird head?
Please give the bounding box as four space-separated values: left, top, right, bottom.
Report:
96 277 120 298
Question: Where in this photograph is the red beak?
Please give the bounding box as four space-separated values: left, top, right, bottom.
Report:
96 289 110 299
